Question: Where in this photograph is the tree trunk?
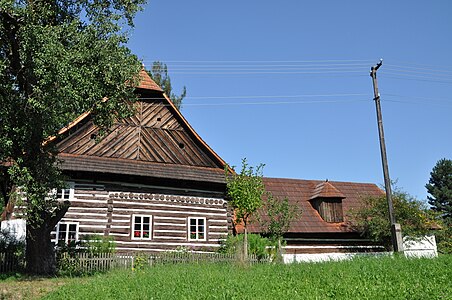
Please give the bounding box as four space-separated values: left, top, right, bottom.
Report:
25 202 69 275
26 225 56 275
244 226 248 260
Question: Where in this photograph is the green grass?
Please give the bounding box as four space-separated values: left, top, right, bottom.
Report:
39 255 452 299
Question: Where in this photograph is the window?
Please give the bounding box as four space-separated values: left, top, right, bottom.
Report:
56 222 79 245
132 215 152 239
311 198 344 223
55 182 74 200
188 217 206 241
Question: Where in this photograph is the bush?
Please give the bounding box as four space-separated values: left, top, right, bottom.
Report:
219 234 275 260
56 235 116 276
347 187 438 250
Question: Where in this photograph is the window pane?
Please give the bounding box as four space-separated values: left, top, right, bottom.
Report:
143 217 150 224
69 224 76 232
135 216 141 224
198 232 204 240
190 219 196 226
58 230 66 241
198 219 204 226
68 231 76 242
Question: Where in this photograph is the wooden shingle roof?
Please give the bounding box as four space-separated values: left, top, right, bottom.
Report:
310 180 345 199
246 177 384 234
136 69 163 91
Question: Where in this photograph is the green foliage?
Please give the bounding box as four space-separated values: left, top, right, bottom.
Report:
259 192 301 239
56 236 117 276
133 253 149 271
219 234 275 260
44 256 452 300
225 158 265 228
426 158 452 221
147 61 186 110
0 0 145 274
434 223 452 254
82 235 116 256
347 187 438 250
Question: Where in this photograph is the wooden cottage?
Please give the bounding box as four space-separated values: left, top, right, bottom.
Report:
48 70 231 253
1 71 389 258
245 178 386 259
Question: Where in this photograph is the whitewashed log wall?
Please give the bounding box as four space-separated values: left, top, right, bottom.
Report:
52 181 230 253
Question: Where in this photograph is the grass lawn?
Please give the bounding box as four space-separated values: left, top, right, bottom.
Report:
0 275 86 300
2 255 451 299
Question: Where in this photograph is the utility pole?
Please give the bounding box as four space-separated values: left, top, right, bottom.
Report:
370 59 403 252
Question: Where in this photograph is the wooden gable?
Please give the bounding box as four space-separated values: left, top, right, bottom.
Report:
55 71 227 183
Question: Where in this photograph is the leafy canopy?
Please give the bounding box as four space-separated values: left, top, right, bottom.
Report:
259 192 300 239
0 0 144 224
347 186 437 250
225 158 265 227
426 158 452 221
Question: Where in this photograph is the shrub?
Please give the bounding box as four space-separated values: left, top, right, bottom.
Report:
347 187 438 250
219 234 275 260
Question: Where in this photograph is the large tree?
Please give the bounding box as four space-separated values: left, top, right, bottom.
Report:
0 0 145 274
148 61 186 110
426 158 452 222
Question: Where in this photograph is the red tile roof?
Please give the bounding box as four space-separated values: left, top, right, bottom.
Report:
245 177 384 234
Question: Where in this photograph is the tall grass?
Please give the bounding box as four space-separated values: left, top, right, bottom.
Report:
44 255 451 300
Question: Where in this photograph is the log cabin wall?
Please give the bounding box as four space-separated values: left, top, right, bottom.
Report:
52 180 230 253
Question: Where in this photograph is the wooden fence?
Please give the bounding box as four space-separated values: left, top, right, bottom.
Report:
58 252 271 274
0 252 24 273
0 251 271 274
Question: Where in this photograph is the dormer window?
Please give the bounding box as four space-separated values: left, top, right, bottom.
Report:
309 180 345 223
310 198 344 223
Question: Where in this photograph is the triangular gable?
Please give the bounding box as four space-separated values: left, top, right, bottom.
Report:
55 70 227 173
309 180 346 200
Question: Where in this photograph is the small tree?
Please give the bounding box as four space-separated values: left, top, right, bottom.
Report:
148 61 186 110
347 187 437 250
426 158 452 222
259 192 300 257
225 158 265 259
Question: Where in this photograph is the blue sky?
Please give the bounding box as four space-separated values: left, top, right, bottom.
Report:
127 1 451 200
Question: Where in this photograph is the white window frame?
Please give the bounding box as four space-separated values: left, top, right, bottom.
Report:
54 182 75 201
56 222 79 245
131 214 153 240
188 217 207 241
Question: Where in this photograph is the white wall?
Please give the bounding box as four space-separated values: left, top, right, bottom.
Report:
282 236 438 263
403 235 437 258
1 219 26 241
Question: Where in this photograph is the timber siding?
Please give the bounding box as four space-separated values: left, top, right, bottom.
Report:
53 181 230 253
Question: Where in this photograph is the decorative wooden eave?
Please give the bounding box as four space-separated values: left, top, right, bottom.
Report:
309 180 346 200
